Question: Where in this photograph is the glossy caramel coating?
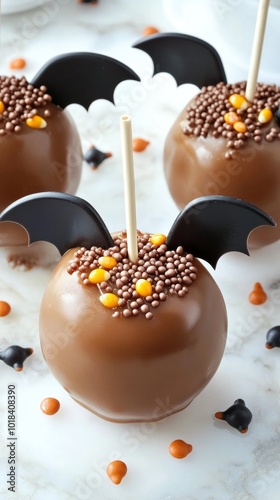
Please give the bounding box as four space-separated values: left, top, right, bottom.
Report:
164 107 280 249
39 244 227 423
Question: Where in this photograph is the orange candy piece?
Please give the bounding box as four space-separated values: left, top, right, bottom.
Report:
88 268 110 284
258 108 273 124
40 397 60 415
229 93 248 110
9 58 26 70
98 256 117 269
0 301 11 317
135 279 152 297
248 282 267 305
150 233 166 246
233 121 247 133
106 460 127 484
26 115 47 129
132 138 150 152
224 111 239 125
99 293 119 308
169 439 193 459
143 26 159 36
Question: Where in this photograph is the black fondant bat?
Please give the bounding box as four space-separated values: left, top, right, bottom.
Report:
31 52 140 108
132 33 227 88
215 399 253 433
0 193 275 266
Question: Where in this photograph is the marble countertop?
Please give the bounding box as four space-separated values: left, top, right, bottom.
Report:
1 1 280 499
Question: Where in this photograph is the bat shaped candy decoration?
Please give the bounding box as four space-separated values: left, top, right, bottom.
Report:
0 193 275 264
165 196 275 268
132 32 227 87
31 52 140 109
0 193 114 256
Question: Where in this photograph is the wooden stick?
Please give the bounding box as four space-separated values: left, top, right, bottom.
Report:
120 114 138 263
245 0 270 102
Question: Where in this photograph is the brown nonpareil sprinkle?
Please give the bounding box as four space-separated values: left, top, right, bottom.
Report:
67 231 197 319
181 81 280 158
0 75 52 135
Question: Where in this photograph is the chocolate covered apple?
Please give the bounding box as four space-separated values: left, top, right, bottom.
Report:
0 193 274 422
164 81 280 249
0 75 82 212
133 32 280 249
0 53 139 247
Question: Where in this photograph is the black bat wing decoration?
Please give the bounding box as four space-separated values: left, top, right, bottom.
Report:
166 196 276 268
133 32 227 87
0 194 275 264
0 192 114 256
31 52 140 108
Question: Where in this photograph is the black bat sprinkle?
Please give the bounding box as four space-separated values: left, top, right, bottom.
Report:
0 346 33 371
215 399 253 433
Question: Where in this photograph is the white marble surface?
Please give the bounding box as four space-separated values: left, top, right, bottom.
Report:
1 1 280 499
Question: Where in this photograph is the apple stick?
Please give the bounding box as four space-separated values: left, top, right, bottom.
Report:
245 0 270 102
120 114 138 263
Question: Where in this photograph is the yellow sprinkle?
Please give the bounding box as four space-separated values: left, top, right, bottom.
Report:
224 111 239 125
98 256 117 270
0 101 5 114
258 108 273 124
135 279 153 297
229 94 248 110
150 234 166 246
26 115 47 129
99 293 119 308
233 121 247 133
88 268 110 284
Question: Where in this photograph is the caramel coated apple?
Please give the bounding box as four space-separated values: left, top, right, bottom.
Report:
39 232 227 423
164 81 280 249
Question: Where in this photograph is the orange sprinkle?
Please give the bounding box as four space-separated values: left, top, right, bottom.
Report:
248 282 267 305
88 268 110 284
224 111 239 125
0 301 11 317
98 256 117 270
229 94 248 110
258 108 273 124
135 279 152 297
40 397 60 415
106 460 127 484
99 293 119 308
0 101 5 114
9 58 26 70
233 121 247 133
26 115 47 129
142 26 159 37
132 138 150 152
150 233 166 246
169 439 193 459
215 411 223 420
